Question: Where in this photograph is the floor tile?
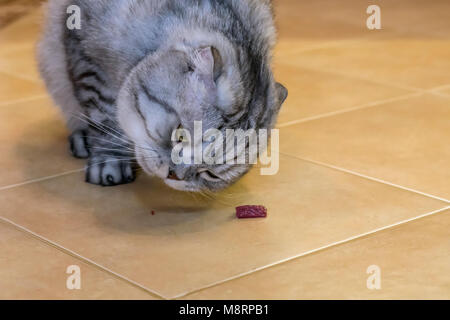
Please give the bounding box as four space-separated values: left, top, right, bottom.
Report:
0 9 42 46
0 8 43 82
0 42 41 82
272 0 436 61
0 155 445 298
273 63 411 125
274 0 450 41
0 72 44 102
0 96 82 188
274 1 374 63
0 0 41 29
280 94 450 201
281 39 450 90
0 220 156 299
273 0 375 51
380 0 450 38
182 210 450 300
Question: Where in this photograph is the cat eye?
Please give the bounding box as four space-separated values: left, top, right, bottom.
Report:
176 124 186 143
184 64 195 74
198 169 222 182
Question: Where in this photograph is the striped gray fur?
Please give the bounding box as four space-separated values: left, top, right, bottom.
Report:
38 0 287 191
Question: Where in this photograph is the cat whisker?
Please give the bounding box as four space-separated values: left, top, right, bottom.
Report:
79 113 132 144
73 113 133 148
76 112 161 155
90 146 135 154
84 158 138 169
81 136 136 153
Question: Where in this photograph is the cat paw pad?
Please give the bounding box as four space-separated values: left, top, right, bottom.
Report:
85 156 136 186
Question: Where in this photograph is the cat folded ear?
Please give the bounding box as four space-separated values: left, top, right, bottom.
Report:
275 82 288 105
211 47 223 82
196 46 223 82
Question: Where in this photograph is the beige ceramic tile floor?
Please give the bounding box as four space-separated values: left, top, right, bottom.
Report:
0 1 449 300
0 220 154 300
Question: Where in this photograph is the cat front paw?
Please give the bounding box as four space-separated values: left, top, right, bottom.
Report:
85 155 136 186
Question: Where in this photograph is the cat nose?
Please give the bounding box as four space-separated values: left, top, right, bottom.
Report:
167 169 182 181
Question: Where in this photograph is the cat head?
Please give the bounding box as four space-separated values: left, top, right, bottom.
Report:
117 44 287 192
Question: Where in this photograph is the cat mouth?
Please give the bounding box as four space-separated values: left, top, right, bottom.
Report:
167 169 183 181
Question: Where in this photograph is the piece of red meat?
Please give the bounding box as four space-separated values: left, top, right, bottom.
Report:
236 205 267 219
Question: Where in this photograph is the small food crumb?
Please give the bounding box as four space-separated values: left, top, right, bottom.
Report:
236 205 267 219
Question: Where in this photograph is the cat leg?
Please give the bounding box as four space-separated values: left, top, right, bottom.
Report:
61 26 137 186
69 130 90 159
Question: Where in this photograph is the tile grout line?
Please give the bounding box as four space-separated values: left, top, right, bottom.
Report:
277 63 450 104
0 215 168 300
276 37 371 55
277 82 450 129
278 62 425 94
426 84 450 92
430 91 450 99
0 94 47 107
0 68 41 83
281 153 450 204
277 92 423 128
0 169 85 192
172 205 450 300
274 31 425 60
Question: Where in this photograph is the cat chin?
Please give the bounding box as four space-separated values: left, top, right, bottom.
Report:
139 163 202 192
164 179 200 192
139 162 201 192
137 156 170 180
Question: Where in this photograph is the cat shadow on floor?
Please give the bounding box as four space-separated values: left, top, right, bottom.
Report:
13 117 246 236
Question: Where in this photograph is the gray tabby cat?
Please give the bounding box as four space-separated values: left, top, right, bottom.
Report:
38 0 287 192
